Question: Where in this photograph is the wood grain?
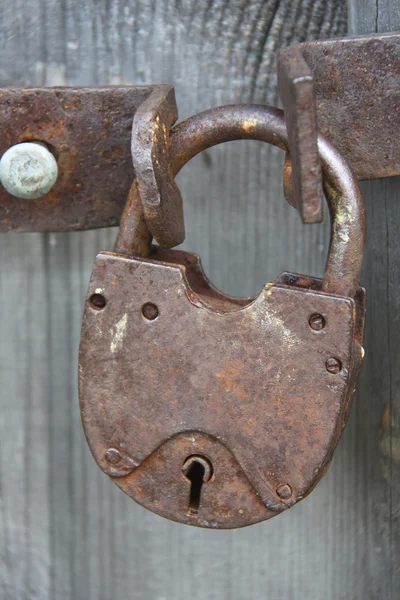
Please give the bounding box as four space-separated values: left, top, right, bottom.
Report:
3 1 398 599
348 2 400 598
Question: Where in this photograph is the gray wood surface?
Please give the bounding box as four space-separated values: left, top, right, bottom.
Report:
348 2 400 599
1 1 398 599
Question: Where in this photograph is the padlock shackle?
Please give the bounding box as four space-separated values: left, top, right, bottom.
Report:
115 105 365 299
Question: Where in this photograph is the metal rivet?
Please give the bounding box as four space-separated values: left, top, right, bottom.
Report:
89 293 106 310
142 302 159 320
325 357 342 374
276 483 292 499
105 448 122 464
0 142 58 199
309 313 326 331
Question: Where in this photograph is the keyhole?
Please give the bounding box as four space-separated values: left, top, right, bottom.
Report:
186 461 204 515
182 455 213 516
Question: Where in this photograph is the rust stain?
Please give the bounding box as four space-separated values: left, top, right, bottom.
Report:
216 361 247 402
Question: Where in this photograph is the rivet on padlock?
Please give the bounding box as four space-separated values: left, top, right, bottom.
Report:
79 104 366 529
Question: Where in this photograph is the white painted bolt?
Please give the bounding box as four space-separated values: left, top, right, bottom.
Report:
0 142 58 199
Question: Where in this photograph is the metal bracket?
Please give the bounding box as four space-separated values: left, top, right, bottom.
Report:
278 32 400 222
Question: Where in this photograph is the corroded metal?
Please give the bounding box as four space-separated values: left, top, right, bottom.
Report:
277 47 323 223
2 33 399 234
79 249 365 528
278 32 400 220
0 86 172 231
131 86 184 247
117 105 365 299
80 104 366 529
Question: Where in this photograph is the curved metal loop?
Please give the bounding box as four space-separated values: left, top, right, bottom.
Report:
115 104 365 299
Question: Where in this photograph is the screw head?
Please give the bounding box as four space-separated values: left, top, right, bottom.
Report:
142 302 159 320
276 483 292 500
0 142 58 199
309 313 326 331
325 357 342 374
105 448 122 465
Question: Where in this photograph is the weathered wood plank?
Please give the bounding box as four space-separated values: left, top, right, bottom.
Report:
6 1 400 599
348 3 400 598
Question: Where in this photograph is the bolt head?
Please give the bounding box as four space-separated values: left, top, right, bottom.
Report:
276 483 292 500
105 448 122 465
325 357 342 374
0 142 58 199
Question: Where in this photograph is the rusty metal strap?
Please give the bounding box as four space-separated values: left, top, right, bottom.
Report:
0 86 176 233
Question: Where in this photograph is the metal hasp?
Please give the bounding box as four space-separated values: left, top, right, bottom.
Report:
0 85 179 232
3 32 398 234
79 105 366 529
131 86 184 247
278 32 400 222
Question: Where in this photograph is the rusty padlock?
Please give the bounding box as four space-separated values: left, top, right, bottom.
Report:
79 105 366 529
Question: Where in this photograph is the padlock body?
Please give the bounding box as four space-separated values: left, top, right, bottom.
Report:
79 248 365 528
